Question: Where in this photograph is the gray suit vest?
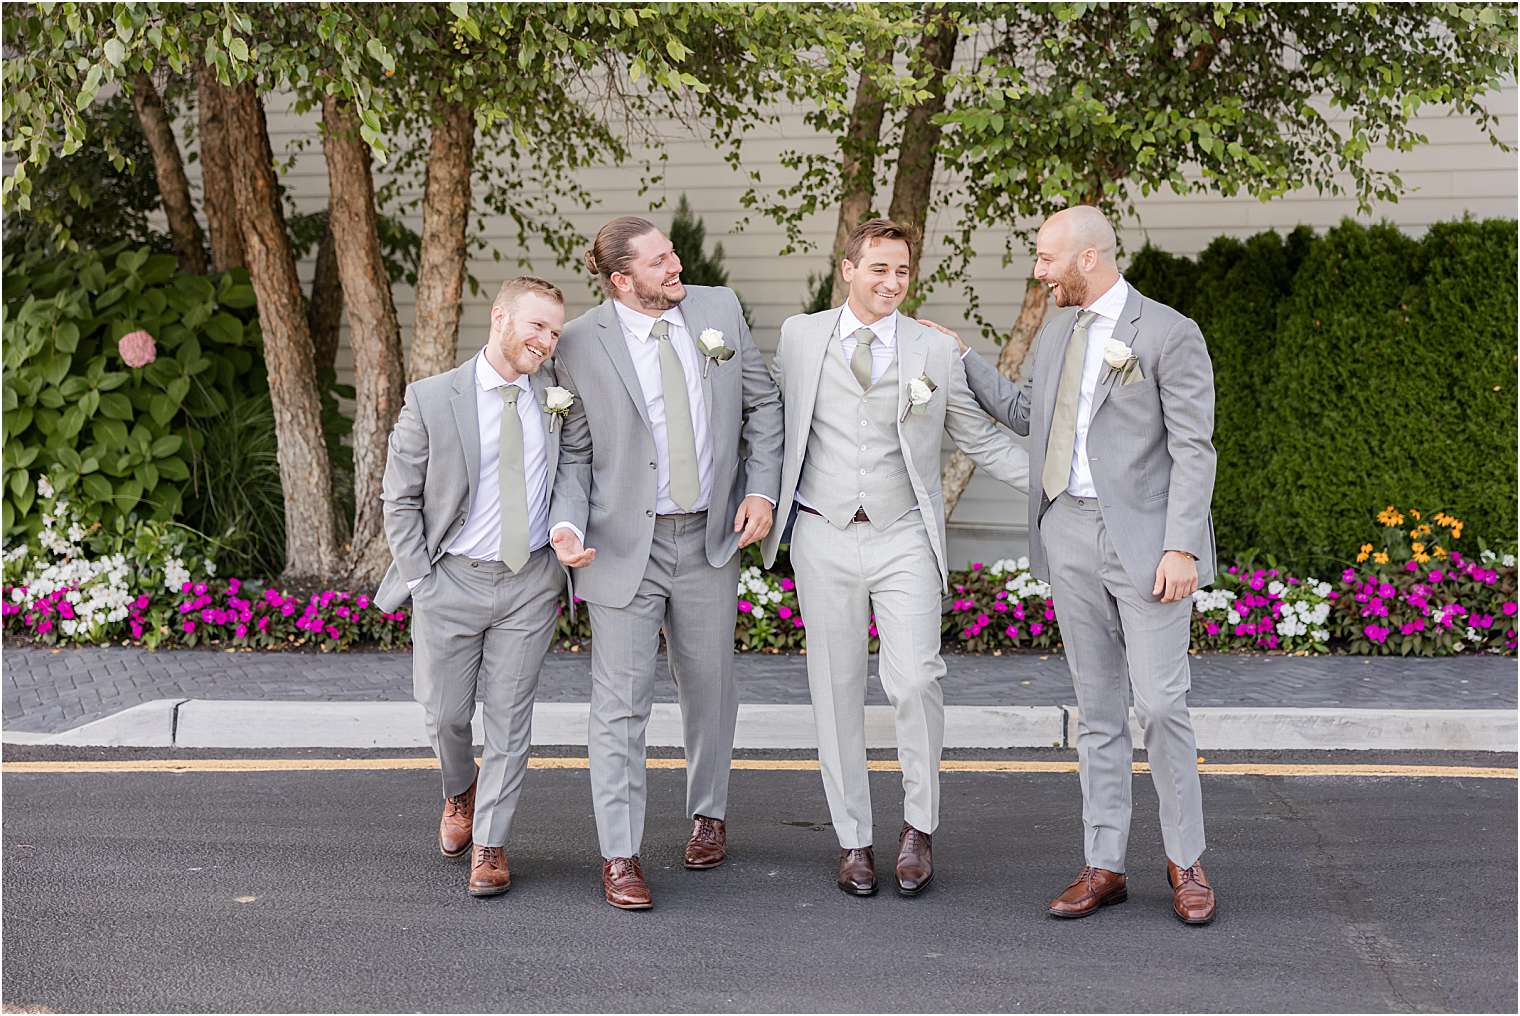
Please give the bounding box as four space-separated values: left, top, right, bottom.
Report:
797 336 917 530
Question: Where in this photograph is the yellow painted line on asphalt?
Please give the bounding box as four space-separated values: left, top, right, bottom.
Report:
2 757 1514 779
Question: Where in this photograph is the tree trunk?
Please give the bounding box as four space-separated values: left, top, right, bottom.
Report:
409 100 475 383
321 96 407 588
308 214 344 376
196 67 243 273
886 11 958 296
223 82 342 581
829 38 892 307
130 72 207 275
940 277 1050 519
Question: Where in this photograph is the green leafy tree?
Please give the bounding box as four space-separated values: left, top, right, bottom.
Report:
668 194 752 325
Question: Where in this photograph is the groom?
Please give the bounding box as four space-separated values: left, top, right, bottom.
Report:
376 276 568 898
942 205 1220 924
548 216 784 910
763 218 1029 897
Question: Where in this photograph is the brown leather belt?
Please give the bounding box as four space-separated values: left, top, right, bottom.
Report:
797 503 871 524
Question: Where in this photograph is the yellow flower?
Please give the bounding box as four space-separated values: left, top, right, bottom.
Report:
1356 550 1369 563
1432 546 1447 558
1373 552 1389 565
1452 525 1464 540
1414 552 1431 563
1411 509 1421 520
1411 542 1425 554
1412 524 1432 538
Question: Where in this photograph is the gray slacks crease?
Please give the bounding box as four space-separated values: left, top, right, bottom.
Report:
791 510 947 849
409 548 562 848
1041 494 1206 871
587 511 741 859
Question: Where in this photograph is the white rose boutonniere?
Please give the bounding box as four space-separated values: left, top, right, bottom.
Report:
901 374 939 421
1102 338 1143 385
696 328 735 378
543 386 574 431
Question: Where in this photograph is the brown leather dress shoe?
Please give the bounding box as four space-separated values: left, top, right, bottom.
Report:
683 815 727 869
468 844 511 897
1167 859 1218 924
1048 865 1128 918
603 856 653 910
895 824 933 897
837 846 877 897
438 778 476 859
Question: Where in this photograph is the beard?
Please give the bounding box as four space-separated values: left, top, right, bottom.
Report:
632 273 684 310
496 324 547 376
1052 263 1088 307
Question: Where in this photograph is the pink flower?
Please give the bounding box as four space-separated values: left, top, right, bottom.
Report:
1504 602 1519 617
777 606 792 619
780 578 795 592
57 600 75 620
235 624 248 639
971 562 983 571
129 622 143 638
737 600 752 613
133 595 150 610
1363 624 1390 644
1044 608 1055 620
118 329 157 367
1405 561 1419 573
993 602 1008 613
868 623 878 637
1030 622 1044 636
182 621 196 634
792 618 804 628
976 614 989 626
1204 621 1219 635
1005 624 1020 638
256 617 270 631
326 625 340 639
356 595 369 609
1429 570 1444 583
36 619 53 634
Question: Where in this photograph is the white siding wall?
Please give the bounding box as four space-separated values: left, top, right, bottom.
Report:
227 86 1517 566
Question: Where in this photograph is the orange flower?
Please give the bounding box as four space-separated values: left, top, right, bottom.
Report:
1373 552 1389 565
1432 546 1447 558
1411 509 1421 520
1411 542 1425 554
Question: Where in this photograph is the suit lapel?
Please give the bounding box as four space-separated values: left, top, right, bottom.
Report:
449 354 483 507
893 314 928 477
529 367 559 477
1038 309 1077 442
678 290 719 434
1087 286 1143 422
593 300 654 431
791 309 840 448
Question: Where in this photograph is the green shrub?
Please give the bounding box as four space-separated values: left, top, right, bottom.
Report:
1 243 266 538
1126 218 1517 573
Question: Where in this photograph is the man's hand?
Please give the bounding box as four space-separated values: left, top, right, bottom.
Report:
1153 550 1198 603
550 527 596 568
733 495 774 549
916 317 968 355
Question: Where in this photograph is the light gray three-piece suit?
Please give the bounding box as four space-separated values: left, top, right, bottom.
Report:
549 285 784 860
962 279 1217 872
763 307 1029 849
376 352 567 848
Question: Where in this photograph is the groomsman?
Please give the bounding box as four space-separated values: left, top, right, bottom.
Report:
762 218 1030 897
942 205 1220 924
549 216 784 910
376 277 569 898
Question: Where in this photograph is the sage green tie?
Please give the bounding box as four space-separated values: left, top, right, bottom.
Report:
849 326 876 390
497 385 530 572
1041 309 1099 503
651 319 700 511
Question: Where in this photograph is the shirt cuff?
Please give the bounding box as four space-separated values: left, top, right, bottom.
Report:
549 521 585 544
960 347 971 360
744 492 778 507
406 575 425 591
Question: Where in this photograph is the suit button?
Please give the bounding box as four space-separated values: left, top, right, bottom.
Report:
646 510 654 518
649 462 656 469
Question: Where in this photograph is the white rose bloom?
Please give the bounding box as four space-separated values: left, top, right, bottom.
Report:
697 328 726 356
907 377 934 406
545 386 574 411
1102 338 1134 369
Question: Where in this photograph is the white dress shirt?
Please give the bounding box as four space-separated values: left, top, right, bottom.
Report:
610 300 717 515
1066 276 1129 497
837 302 899 385
409 351 549 589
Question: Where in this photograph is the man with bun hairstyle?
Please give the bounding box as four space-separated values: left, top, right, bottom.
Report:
549 215 784 910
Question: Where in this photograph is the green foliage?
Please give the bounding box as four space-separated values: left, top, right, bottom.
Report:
1127 218 1517 573
802 263 835 313
668 194 752 325
1 93 172 256
185 390 286 580
1 243 266 539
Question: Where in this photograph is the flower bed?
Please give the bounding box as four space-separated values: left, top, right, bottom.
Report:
4 493 1515 657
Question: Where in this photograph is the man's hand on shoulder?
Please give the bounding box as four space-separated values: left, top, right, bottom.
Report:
917 318 969 356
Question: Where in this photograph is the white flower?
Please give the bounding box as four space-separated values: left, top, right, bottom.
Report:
37 475 54 499
696 328 727 357
751 606 765 620
1102 339 1134 370
544 386 574 412
908 377 934 406
1312 628 1330 641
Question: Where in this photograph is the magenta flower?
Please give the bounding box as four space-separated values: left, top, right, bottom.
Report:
780 578 795 592
356 595 369 609
36 619 53 634
235 624 248 639
738 600 752 613
1204 622 1219 635
1504 602 1518 617
182 621 196 634
778 606 792 619
1005 624 1020 638
118 329 157 367
976 613 989 626
1030 622 1044 636
793 618 804 628
1364 624 1390 644
257 617 270 632
993 602 1007 613
1405 561 1419 573
868 623 878 637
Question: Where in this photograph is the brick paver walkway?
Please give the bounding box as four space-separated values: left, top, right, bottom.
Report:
2 645 1514 734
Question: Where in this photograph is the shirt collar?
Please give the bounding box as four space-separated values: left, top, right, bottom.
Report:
838 303 897 348
1085 276 1130 322
613 299 687 343
475 348 532 396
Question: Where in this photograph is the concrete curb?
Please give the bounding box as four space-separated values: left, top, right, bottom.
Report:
4 700 1515 752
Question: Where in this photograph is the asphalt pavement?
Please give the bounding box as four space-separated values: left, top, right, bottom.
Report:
2 746 1515 1013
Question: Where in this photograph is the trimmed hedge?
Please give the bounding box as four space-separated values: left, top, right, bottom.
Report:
1126 218 1517 573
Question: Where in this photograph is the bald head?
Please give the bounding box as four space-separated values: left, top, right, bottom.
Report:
1033 205 1121 308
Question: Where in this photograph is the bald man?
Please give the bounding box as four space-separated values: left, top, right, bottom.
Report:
927 206 1219 925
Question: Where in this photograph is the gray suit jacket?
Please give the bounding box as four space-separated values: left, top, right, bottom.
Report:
374 351 565 614
962 284 1217 594
548 286 784 609
761 308 1030 589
